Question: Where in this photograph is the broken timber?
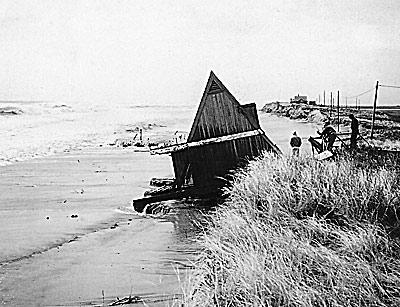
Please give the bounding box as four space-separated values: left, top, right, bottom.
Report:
133 71 281 212
150 129 265 154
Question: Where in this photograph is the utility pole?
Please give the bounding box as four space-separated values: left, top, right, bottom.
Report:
323 90 326 107
345 97 348 109
337 90 340 131
319 94 321 105
330 92 333 118
370 81 379 138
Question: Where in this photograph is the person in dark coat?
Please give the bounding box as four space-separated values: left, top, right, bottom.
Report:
290 131 302 157
318 121 336 151
349 114 359 149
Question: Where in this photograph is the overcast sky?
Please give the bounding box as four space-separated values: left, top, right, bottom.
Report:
1 0 399 106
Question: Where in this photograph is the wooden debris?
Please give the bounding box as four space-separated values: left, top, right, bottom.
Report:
149 177 175 187
109 295 142 306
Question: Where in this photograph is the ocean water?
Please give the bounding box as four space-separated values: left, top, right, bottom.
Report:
0 102 195 166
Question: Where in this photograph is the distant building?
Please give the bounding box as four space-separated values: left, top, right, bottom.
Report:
290 94 308 104
308 100 316 105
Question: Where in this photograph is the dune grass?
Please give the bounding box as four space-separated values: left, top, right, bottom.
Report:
182 153 400 306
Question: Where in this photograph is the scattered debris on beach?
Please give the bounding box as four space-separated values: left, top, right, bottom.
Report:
149 177 175 187
90 293 182 306
108 295 142 306
109 123 170 149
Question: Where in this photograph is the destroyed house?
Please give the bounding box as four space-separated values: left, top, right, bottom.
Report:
151 71 281 189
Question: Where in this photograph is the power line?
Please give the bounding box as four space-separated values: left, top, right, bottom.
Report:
379 84 400 89
345 87 375 99
324 83 400 107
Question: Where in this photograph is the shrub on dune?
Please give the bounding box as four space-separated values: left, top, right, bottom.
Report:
183 154 400 306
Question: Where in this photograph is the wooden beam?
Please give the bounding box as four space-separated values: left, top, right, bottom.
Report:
132 185 221 213
150 129 265 155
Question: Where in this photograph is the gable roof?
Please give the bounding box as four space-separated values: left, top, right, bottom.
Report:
188 71 247 140
187 71 280 153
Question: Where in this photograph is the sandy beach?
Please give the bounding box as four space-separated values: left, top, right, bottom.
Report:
0 147 199 306
0 111 320 306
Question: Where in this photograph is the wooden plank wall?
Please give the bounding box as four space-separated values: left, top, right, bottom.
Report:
172 133 273 188
242 103 261 129
171 150 189 188
191 134 271 186
189 92 257 142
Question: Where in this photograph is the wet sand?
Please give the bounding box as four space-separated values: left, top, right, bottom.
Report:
0 147 199 306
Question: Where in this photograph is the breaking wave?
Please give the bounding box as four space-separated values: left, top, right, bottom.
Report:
0 106 23 116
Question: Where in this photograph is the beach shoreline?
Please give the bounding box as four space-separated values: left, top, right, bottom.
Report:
0 145 199 306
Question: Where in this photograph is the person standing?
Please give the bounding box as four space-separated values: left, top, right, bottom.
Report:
349 114 359 149
290 131 302 157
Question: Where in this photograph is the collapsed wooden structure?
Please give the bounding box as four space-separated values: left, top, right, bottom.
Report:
133 71 281 212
